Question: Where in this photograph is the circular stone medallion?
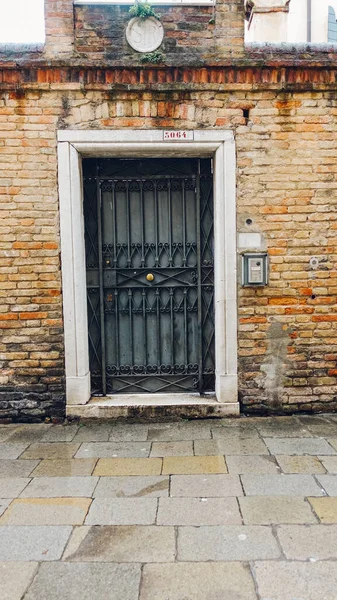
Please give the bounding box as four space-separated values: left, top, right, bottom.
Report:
126 17 164 53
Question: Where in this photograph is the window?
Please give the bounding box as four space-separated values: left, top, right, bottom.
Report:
0 0 45 44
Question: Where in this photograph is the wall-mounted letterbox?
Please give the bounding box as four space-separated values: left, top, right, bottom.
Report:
242 252 268 286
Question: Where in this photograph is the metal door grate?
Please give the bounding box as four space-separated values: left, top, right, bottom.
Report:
83 158 215 395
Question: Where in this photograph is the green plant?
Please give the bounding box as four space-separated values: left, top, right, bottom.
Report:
129 0 160 21
139 50 164 64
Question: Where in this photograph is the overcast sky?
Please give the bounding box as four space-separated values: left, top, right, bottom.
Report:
0 0 45 43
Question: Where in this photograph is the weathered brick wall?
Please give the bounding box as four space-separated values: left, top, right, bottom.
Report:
1 67 337 419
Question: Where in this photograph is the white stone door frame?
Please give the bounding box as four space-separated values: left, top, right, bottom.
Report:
57 130 238 408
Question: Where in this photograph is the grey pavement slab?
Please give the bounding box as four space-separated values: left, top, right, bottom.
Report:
0 477 31 498
140 562 257 600
264 437 337 455
20 443 80 460
157 497 241 525
85 497 158 525
326 438 337 452
109 424 149 442
150 441 194 457
0 443 29 459
277 524 337 560
239 496 318 524
241 474 324 496
64 525 175 562
5 427 47 443
298 415 337 437
195 437 268 455
318 455 337 473
0 525 72 560
0 459 39 478
41 424 79 442
0 499 12 516
254 561 337 600
147 423 211 441
253 416 311 437
0 429 20 442
73 424 112 442
170 474 243 497
30 458 97 477
20 476 99 498
316 474 337 496
75 442 151 458
226 454 280 474
94 476 169 497
178 525 280 561
0 498 91 525
24 563 141 600
0 563 38 600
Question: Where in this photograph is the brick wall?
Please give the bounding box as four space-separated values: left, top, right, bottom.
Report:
0 70 337 419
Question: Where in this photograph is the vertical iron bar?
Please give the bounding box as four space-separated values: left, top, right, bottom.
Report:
97 179 107 395
140 180 145 267
196 163 203 393
114 289 120 369
142 288 147 366
112 181 117 268
128 288 134 366
168 179 172 267
182 180 186 267
126 181 131 267
154 181 159 268
156 288 161 367
170 287 174 367
184 287 188 367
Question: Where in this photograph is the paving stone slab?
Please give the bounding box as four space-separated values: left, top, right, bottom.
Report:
264 437 337 456
85 497 158 525
0 498 92 525
254 560 337 600
0 477 31 498
0 429 20 443
239 496 318 524
162 455 227 475
24 563 141 600
318 455 337 473
41 425 79 442
6 427 47 443
170 474 243 497
211 423 259 437
157 497 241 525
253 416 311 437
109 424 149 442
0 562 38 600
241 474 324 496
31 459 97 477
147 424 211 442
94 476 169 497
309 497 337 522
298 415 337 437
316 474 337 495
94 458 162 476
195 437 268 455
64 525 175 562
0 526 72 560
275 455 326 473
21 476 99 498
140 562 257 600
178 525 280 561
0 459 39 478
150 441 193 457
326 438 337 452
277 524 337 560
21 443 80 460
226 454 280 474
75 442 151 458
0 443 29 459
0 499 12 516
73 424 113 442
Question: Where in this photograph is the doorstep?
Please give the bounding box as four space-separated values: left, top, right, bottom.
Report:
66 394 240 421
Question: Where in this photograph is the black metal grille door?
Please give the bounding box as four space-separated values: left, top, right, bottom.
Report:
83 158 215 395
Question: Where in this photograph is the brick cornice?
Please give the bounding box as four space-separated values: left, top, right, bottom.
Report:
0 65 337 91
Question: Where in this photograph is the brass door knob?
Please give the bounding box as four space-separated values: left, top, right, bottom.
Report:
146 273 154 282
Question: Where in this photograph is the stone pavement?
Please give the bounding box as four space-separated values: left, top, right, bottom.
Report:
2 415 337 599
